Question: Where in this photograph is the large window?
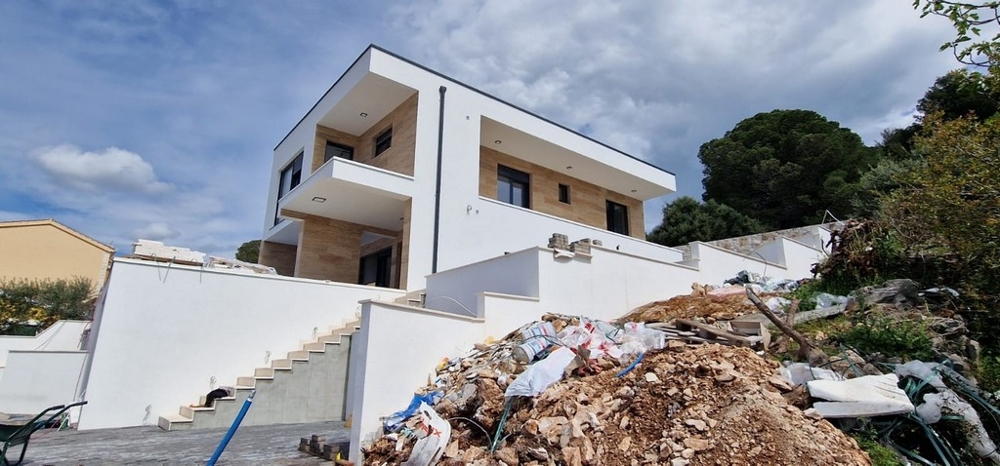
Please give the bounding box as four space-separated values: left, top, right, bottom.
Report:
374 127 392 156
497 165 530 208
278 153 303 199
324 141 354 162
274 152 303 225
606 200 629 235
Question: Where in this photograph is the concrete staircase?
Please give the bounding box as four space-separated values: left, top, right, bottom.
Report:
157 320 359 431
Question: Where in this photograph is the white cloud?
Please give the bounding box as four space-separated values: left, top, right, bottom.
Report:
133 222 179 241
32 144 172 194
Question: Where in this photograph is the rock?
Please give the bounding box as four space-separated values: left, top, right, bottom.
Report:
929 317 967 337
620 436 632 452
768 375 794 392
685 419 708 431
620 415 630 430
803 408 823 421
681 448 695 458
523 419 539 435
683 437 711 451
667 340 687 352
562 446 582 466
525 447 548 461
672 458 691 466
861 279 921 306
495 447 519 465
714 372 736 384
463 447 485 462
967 339 982 363
948 354 972 376
645 372 661 383
445 440 460 458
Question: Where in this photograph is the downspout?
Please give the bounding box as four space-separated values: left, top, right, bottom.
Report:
432 86 446 273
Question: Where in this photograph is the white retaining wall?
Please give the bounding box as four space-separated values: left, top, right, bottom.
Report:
0 350 87 415
0 320 90 370
78 258 403 430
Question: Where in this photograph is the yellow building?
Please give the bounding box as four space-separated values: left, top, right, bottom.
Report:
0 219 114 292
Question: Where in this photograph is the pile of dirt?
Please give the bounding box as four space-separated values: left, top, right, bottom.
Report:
363 314 870 466
621 292 762 323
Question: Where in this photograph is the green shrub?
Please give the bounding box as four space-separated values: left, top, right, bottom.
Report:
0 277 95 335
838 315 934 361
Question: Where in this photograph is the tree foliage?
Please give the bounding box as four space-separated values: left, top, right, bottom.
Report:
0 277 95 335
698 109 878 229
236 240 261 263
918 69 1000 122
880 112 1000 286
913 0 1000 67
647 196 765 247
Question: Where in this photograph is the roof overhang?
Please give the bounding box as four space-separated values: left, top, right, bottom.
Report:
480 118 675 200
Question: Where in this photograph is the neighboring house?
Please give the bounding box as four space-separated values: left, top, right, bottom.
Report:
259 45 676 290
0 219 114 292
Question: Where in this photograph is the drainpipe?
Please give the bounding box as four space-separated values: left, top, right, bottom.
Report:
432 86 446 273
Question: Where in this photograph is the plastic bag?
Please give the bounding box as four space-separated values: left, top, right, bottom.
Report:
504 346 576 397
384 392 443 432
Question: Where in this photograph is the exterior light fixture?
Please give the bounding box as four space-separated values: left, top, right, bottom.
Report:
631 189 637 193
494 139 502 144
566 166 573 170
312 197 327 203
360 112 368 117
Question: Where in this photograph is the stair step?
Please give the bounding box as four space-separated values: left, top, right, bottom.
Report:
288 350 309 360
158 413 192 431
271 359 292 369
318 333 349 343
236 376 256 387
255 367 274 378
303 341 327 352
180 405 215 418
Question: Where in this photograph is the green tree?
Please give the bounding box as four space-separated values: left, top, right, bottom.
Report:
918 69 999 122
236 240 261 263
881 112 1000 286
647 196 765 247
913 0 1000 68
698 109 878 229
0 277 95 335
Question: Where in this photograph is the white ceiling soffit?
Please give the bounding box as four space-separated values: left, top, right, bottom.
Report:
479 117 674 199
317 73 417 136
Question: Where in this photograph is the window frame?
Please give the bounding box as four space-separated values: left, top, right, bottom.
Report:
374 127 392 156
274 152 304 225
324 141 354 162
606 200 629 235
558 184 571 204
497 164 531 208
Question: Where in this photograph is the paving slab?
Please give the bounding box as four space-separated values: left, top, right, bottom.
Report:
20 421 348 465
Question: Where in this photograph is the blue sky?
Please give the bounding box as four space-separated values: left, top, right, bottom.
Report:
0 1 961 257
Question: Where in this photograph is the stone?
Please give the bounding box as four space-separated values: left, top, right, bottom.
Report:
525 447 548 461
463 447 485 462
684 419 707 431
522 419 539 435
667 340 687 352
645 372 661 383
620 436 632 452
681 448 695 458
672 458 690 466
967 339 982 363
683 437 711 451
562 446 582 466
445 440 460 458
619 415 630 430
714 372 736 384
495 447 519 465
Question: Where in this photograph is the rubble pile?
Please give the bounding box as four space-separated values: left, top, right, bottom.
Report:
363 313 871 465
621 291 761 323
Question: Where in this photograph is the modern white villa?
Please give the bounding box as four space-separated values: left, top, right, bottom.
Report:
0 45 834 462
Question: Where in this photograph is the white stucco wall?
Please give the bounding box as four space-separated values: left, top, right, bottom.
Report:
79 258 403 430
423 248 540 316
0 350 86 414
0 320 90 369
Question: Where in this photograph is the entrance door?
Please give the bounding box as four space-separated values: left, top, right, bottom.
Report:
359 247 392 287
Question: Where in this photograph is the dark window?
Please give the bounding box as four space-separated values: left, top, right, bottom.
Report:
359 247 393 287
278 153 303 199
274 152 304 225
374 127 392 156
606 200 629 235
497 165 530 208
324 141 354 162
558 184 570 204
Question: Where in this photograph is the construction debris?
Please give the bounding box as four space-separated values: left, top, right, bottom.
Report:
299 434 351 463
363 313 871 465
